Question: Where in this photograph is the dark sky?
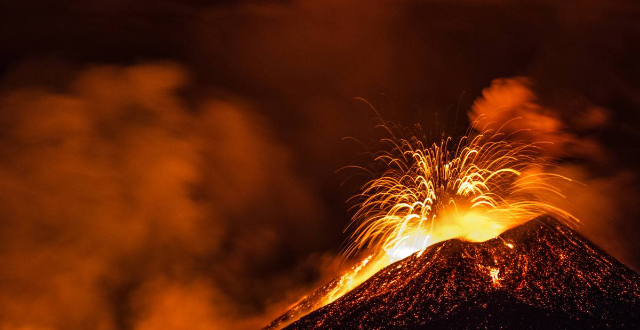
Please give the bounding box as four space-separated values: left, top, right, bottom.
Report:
1 1 639 329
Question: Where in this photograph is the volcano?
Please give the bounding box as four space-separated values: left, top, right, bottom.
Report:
268 217 640 330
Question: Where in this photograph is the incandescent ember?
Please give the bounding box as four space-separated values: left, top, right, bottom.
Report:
273 217 640 330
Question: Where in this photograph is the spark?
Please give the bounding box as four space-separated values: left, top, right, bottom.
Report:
344 120 576 262
323 119 576 307
271 118 580 327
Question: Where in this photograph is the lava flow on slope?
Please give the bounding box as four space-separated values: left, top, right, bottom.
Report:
279 217 640 330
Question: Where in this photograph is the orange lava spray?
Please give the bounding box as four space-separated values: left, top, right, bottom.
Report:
265 116 580 330
326 117 578 307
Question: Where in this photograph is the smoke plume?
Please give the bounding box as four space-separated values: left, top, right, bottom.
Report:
0 62 328 330
469 77 640 269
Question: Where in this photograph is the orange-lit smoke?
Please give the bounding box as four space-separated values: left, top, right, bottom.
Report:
469 77 639 268
0 62 326 330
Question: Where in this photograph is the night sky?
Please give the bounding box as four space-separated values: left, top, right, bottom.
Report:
1 1 639 329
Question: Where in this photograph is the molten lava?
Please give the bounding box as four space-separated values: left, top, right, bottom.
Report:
338 121 576 311
345 121 576 260
264 119 585 329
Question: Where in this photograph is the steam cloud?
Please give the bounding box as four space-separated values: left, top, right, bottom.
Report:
0 62 328 330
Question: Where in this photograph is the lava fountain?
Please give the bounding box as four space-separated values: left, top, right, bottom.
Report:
265 115 579 329
334 117 576 302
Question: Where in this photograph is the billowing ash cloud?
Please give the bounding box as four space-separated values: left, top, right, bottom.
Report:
0 62 330 330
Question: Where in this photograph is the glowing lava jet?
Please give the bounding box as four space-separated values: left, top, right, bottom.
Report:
264 118 587 330
344 120 576 262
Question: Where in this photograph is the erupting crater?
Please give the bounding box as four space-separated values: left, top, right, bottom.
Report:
265 118 640 330
268 217 640 330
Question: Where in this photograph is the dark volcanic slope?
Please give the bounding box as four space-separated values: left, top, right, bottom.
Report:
284 217 640 330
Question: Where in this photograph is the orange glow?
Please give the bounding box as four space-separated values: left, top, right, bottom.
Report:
488 267 501 286
316 118 578 309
